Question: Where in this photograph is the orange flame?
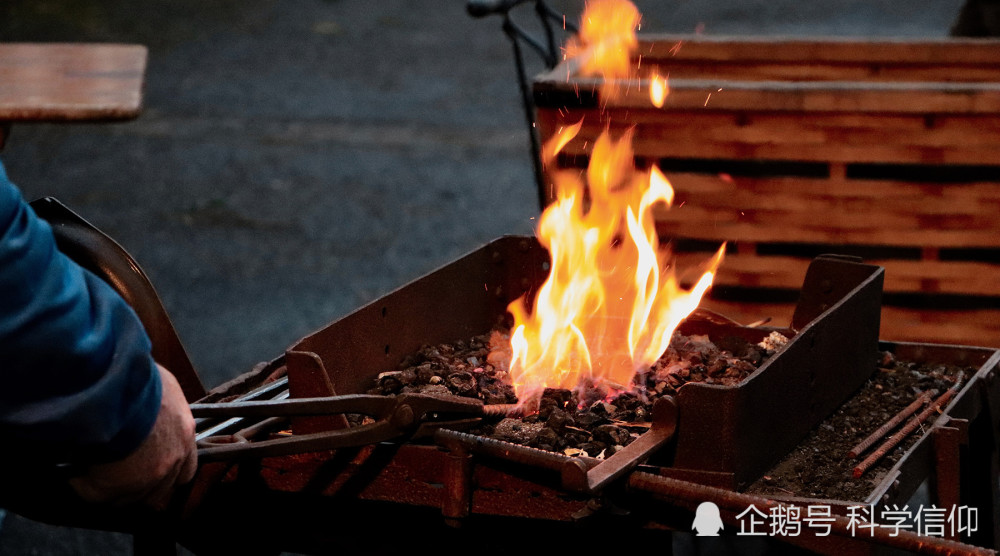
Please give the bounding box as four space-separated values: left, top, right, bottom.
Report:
508 0 724 406
564 0 640 98
649 71 668 108
509 126 724 403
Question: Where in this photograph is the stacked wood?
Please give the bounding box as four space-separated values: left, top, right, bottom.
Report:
533 35 1000 348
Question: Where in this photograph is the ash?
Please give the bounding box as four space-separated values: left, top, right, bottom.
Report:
371 328 783 459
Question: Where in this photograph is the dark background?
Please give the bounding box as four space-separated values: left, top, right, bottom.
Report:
0 0 968 553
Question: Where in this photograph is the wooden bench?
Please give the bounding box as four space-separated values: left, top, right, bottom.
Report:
533 35 1000 348
0 43 146 147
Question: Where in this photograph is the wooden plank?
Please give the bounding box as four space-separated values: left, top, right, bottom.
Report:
665 174 1000 218
878 260 1000 296
539 109 1000 165
677 252 1000 297
676 252 808 290
538 172 1000 248
643 62 1000 84
668 174 1000 204
632 36 1000 83
698 296 1000 349
0 43 147 122
652 172 1000 248
555 136 1000 166
546 36 1000 96
535 74 1000 115
879 306 1000 348
635 35 1000 67
656 211 1000 248
619 112 1000 150
544 102 1000 137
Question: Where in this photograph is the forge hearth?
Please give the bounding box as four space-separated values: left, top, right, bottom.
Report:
275 236 884 490
183 236 1000 555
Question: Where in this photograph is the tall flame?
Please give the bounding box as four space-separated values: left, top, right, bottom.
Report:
507 0 725 405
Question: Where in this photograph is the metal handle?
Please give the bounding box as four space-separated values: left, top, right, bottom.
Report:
193 393 489 461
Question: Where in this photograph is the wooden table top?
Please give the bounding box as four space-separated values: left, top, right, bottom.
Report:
0 43 146 122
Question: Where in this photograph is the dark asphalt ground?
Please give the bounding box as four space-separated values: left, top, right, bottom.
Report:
0 0 966 553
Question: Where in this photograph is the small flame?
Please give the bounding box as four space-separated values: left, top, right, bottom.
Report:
649 72 668 108
509 0 725 406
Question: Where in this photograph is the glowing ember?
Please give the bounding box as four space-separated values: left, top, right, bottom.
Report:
508 0 725 406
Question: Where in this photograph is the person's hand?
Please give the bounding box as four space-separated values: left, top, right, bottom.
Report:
69 363 197 510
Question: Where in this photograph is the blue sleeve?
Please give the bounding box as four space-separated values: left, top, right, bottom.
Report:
0 161 162 465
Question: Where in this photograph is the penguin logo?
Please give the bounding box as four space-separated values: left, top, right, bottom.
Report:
692 501 724 536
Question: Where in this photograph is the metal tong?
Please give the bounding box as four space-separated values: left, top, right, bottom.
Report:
191 393 489 462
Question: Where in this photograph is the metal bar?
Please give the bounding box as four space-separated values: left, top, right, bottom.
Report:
194 376 288 425
854 387 958 479
195 388 290 442
197 420 400 462
435 428 596 473
230 416 289 443
848 390 934 458
191 393 395 419
195 394 486 461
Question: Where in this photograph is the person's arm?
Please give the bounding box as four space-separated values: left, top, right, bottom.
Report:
70 363 197 509
0 161 195 507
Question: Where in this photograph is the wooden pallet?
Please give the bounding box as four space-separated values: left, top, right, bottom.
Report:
533 35 1000 348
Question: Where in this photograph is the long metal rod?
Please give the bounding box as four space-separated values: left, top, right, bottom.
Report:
848 389 934 459
195 377 290 441
853 387 958 479
191 393 395 419
435 428 587 473
195 391 290 442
